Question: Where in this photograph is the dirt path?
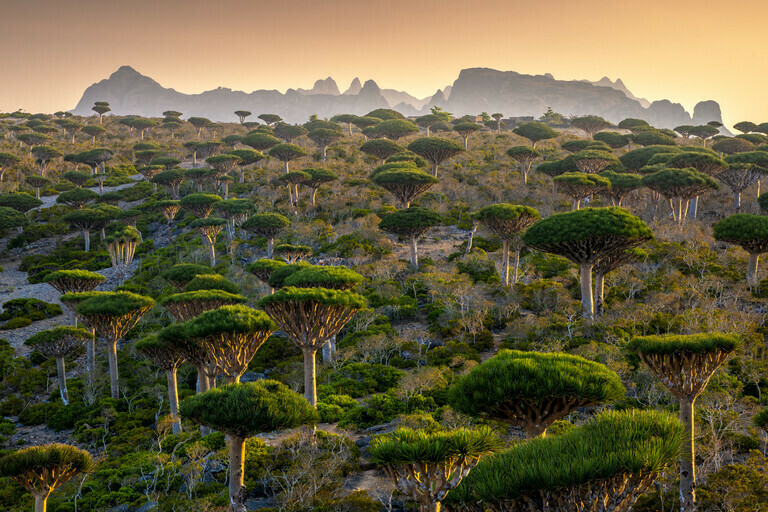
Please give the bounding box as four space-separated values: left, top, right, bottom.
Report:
0 258 140 356
37 173 144 208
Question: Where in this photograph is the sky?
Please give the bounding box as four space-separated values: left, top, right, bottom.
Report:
0 0 766 129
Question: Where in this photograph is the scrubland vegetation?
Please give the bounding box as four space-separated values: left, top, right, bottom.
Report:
0 106 766 511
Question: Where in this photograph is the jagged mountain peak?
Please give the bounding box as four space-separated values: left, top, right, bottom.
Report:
343 77 362 95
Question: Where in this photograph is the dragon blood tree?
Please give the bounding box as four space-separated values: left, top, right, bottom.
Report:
571 149 620 174
136 335 186 434
180 193 221 219
379 207 442 266
474 204 539 286
506 145 541 184
369 427 501 512
44 270 105 325
189 217 226 266
449 349 625 438
26 176 51 200
444 410 683 512
641 167 719 227
159 323 216 408
715 163 768 212
180 381 318 512
283 265 365 359
598 170 643 207
0 444 94 512
185 305 277 383
151 169 185 199
301 168 338 206
360 138 404 165
523 207 653 319
105 225 140 286
242 212 291 258
278 170 309 211
161 289 247 321
246 259 287 294
713 214 768 286
627 333 740 512
259 287 366 406
274 243 312 263
153 200 181 231
407 137 464 178
62 208 109 252
553 172 611 210
371 165 439 208
24 327 92 406
217 199 252 243
59 291 104 385
76 292 155 399
160 263 216 291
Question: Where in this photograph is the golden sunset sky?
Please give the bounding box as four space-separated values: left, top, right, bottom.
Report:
0 0 764 129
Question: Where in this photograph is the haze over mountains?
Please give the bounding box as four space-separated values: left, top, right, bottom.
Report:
72 66 725 129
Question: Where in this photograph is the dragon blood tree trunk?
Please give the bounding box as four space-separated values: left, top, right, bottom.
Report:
56 357 69 406
409 236 418 266
679 396 696 512
748 253 759 287
229 435 246 512
579 263 594 320
167 369 181 434
302 347 318 406
501 239 510 287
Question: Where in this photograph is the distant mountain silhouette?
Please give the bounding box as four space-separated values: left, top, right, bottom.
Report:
71 66 725 129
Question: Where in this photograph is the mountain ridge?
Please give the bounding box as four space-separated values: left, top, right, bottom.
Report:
71 65 725 129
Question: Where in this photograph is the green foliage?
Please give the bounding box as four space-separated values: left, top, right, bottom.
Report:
512 122 558 145
185 305 277 339
593 131 629 148
0 443 94 482
641 167 719 198
76 291 154 318
447 410 684 506
449 349 625 421
714 214 768 253
360 139 404 160
366 108 405 121
283 266 364 289
322 363 404 398
184 274 241 294
628 333 740 356
160 263 215 289
379 207 442 236
0 194 42 213
57 188 100 209
267 262 312 289
242 212 291 236
179 380 319 438
317 394 358 422
0 207 29 231
267 143 307 162
371 119 419 141
0 298 62 328
522 207 653 262
633 130 677 147
619 145 681 171
369 426 500 464
258 286 367 309
24 326 92 350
